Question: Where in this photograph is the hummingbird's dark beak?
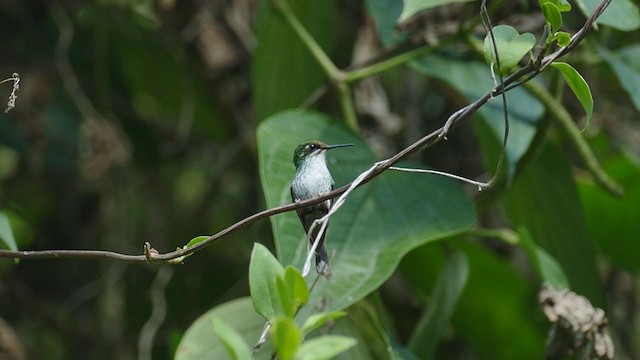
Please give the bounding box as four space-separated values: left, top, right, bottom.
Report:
325 143 354 150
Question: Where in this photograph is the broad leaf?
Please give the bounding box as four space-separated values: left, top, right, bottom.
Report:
253 0 336 121
483 25 536 74
578 151 640 273
573 0 640 31
407 250 468 359
175 297 269 360
598 44 640 111
551 62 593 131
249 243 287 319
503 141 603 305
399 0 474 23
257 110 476 317
400 240 546 359
211 318 253 360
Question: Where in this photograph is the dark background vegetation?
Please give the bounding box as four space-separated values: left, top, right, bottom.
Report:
0 0 639 359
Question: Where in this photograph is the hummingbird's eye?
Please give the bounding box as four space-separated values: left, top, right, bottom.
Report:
307 143 317 151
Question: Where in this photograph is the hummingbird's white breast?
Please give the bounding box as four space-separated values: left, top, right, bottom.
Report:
291 151 334 201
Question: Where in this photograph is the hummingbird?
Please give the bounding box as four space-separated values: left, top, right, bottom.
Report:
290 140 353 274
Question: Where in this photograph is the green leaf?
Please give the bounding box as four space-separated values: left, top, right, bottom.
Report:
211 318 253 360
551 62 593 132
271 317 302 360
517 227 569 289
503 142 603 305
253 0 336 121
400 241 546 359
573 0 640 31
598 44 640 111
184 236 208 248
555 31 571 47
541 2 562 32
578 150 640 273
258 110 476 317
301 311 347 336
175 297 268 360
0 212 18 252
399 0 474 23
284 266 309 310
483 25 536 74
407 251 468 359
295 336 357 360
249 243 287 319
276 275 295 318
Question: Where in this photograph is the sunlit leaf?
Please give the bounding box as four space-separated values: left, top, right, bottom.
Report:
551 62 593 131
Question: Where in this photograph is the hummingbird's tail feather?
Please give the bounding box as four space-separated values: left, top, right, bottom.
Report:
315 244 329 274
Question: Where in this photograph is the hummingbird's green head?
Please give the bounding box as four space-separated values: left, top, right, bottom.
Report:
292 140 353 170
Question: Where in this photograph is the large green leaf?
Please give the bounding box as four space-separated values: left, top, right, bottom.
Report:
400 240 546 359
578 153 640 273
175 297 269 360
598 44 640 111
366 0 544 181
503 141 603 305
253 0 336 121
257 109 476 316
573 0 640 31
211 318 253 360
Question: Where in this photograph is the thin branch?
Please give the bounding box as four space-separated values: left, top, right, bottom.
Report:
0 0 613 264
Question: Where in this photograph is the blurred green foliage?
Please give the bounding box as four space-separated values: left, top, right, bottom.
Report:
1 0 639 359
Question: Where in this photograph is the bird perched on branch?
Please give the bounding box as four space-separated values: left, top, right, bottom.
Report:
290 140 353 274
